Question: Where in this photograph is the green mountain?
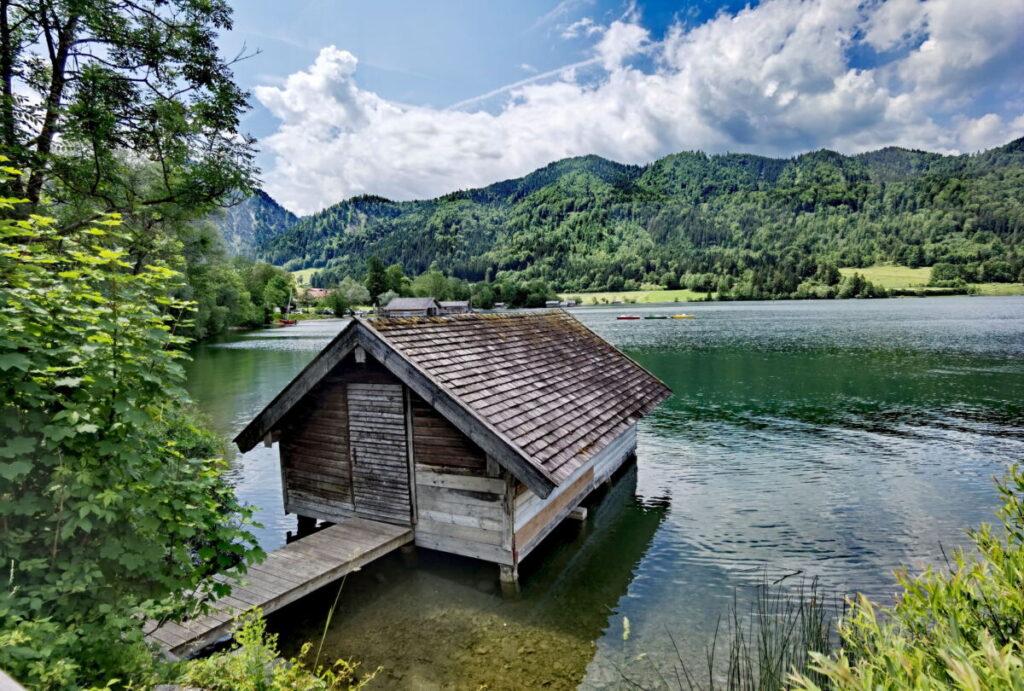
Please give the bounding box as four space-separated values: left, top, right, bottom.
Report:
215 190 297 258
259 139 1024 292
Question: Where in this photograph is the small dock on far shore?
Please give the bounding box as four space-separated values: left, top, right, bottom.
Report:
147 517 413 659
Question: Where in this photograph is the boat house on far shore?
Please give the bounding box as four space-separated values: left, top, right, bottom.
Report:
381 297 441 317
234 311 670 594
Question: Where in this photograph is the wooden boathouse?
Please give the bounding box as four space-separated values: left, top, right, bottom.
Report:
235 311 670 594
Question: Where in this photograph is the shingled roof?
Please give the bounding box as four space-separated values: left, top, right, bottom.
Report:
383 297 440 311
235 311 670 496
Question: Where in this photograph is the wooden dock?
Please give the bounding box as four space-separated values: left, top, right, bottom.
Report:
147 517 413 658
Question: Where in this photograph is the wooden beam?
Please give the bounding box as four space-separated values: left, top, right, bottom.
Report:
354 321 557 498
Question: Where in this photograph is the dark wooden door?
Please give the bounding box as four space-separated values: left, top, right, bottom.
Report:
346 383 412 525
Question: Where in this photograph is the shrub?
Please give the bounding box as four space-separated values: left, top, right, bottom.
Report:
179 609 377 691
0 161 262 688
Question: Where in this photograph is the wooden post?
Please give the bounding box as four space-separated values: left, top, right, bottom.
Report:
400 544 418 568
499 564 520 599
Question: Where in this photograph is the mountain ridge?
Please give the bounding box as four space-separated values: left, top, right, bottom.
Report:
244 138 1024 291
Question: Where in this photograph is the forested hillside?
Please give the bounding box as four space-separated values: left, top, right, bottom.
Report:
215 190 297 257
258 140 1024 296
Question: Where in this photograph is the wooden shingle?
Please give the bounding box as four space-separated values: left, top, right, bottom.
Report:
368 311 670 482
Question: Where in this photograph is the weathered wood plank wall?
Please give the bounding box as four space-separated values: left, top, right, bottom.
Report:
348 383 412 525
280 384 353 522
410 393 513 564
279 353 412 524
513 424 637 561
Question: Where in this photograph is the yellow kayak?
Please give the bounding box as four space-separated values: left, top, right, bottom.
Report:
671 314 696 319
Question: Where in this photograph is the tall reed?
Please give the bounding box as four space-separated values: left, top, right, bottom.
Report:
648 576 842 690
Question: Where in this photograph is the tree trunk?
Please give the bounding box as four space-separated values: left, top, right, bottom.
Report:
25 10 79 205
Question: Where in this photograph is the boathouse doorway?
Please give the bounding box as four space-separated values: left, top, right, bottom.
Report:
346 382 414 525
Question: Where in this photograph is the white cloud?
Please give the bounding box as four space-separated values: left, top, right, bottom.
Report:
255 0 1024 215
595 20 649 70
519 63 538 73
957 114 1024 152
532 0 595 33
562 17 603 39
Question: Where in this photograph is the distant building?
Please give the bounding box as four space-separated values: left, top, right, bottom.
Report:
545 300 561 308
306 288 332 300
382 297 441 317
438 300 471 315
559 300 576 307
493 302 507 310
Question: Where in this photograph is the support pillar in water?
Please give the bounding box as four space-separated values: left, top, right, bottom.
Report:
400 544 418 568
499 564 520 599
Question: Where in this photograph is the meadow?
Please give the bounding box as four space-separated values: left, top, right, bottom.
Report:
561 265 1023 306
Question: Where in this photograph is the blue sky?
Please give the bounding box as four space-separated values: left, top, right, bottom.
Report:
219 1 1024 214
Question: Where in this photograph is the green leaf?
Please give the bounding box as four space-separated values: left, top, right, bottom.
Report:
0 437 35 458
0 352 30 371
0 460 31 480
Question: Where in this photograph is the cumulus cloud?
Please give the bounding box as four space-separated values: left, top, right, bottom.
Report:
957 114 1024 152
255 0 1024 215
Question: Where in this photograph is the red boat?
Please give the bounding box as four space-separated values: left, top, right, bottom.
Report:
278 318 297 326
616 315 641 320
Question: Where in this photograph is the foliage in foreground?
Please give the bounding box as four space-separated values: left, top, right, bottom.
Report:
180 609 377 691
0 168 263 689
792 465 1024 690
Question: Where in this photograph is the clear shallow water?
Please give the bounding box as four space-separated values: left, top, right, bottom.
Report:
185 297 1024 689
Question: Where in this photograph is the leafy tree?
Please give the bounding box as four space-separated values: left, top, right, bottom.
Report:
471 283 496 309
0 167 261 688
263 274 293 313
323 290 350 317
0 0 264 344
364 255 388 304
411 267 450 300
337 276 370 306
385 263 409 295
377 289 399 307
0 0 255 217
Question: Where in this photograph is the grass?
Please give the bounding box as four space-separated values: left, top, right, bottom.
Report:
840 264 1024 296
627 576 841 690
291 267 318 285
974 282 1024 296
838 265 931 289
559 288 710 305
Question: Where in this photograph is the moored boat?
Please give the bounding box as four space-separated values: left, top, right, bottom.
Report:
616 315 641 320
671 314 696 319
644 315 668 319
278 318 298 325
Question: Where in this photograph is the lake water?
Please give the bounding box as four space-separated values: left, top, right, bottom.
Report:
185 296 1024 689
